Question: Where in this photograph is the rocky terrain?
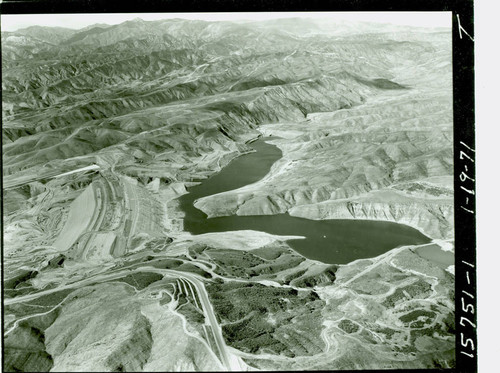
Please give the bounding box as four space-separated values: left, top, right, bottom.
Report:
3 17 454 371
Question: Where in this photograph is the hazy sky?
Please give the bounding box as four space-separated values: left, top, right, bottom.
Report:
1 12 451 32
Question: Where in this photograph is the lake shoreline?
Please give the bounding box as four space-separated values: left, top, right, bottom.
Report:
177 138 432 265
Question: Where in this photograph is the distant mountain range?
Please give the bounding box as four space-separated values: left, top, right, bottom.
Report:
3 17 449 46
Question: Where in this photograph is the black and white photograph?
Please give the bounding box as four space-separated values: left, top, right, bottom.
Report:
2 2 478 372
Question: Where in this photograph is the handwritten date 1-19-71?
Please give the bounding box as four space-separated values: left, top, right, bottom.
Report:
459 141 475 215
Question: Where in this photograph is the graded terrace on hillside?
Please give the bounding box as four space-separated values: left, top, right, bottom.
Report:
2 15 454 372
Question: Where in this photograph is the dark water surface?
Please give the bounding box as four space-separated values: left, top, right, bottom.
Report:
178 138 430 264
415 244 454 268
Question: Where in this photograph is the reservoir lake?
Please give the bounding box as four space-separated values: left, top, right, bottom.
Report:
178 137 431 264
